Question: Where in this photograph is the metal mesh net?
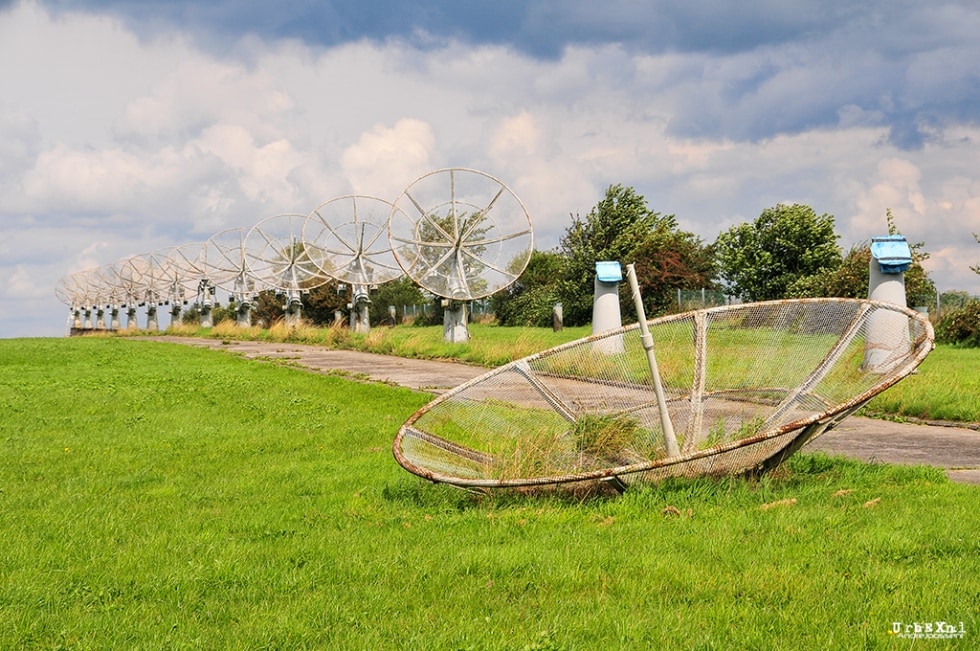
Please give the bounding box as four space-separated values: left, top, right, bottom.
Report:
393 298 934 489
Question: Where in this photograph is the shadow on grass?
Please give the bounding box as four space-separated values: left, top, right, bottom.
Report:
380 477 625 510
381 452 951 512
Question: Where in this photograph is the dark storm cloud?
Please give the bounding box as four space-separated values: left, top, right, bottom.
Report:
33 0 979 151
38 0 860 56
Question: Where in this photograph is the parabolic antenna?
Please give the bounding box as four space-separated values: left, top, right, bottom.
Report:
388 168 533 341
110 257 140 306
244 213 330 325
75 267 102 328
393 297 934 491
55 270 92 330
117 253 163 329
79 265 114 329
304 195 403 333
54 271 86 311
152 246 191 325
97 261 129 329
204 227 269 327
170 241 218 326
389 168 533 300
112 256 147 329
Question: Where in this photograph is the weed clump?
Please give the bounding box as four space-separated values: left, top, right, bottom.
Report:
571 413 645 460
490 413 654 481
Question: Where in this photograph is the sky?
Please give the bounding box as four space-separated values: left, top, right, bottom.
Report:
2 0 979 338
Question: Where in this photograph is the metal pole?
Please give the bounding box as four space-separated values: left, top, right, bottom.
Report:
625 264 680 457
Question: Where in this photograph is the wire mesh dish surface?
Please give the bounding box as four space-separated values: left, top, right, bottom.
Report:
393 298 934 490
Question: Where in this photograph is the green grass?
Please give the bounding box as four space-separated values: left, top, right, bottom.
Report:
863 346 980 423
1 337 978 649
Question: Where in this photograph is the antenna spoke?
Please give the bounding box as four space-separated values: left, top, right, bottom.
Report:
315 218 358 254
463 227 532 247
389 167 532 302
459 246 516 280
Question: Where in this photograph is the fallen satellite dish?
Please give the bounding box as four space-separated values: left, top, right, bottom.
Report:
393 297 934 491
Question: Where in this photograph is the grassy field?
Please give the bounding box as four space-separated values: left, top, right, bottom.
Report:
860 345 980 423
1 337 978 649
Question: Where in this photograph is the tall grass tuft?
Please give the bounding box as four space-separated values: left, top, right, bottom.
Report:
210 319 263 340
164 322 201 336
571 413 648 461
268 319 322 343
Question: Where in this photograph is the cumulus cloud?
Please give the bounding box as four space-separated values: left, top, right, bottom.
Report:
0 109 40 180
340 118 438 199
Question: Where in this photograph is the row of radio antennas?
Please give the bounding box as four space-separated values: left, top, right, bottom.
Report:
55 168 534 341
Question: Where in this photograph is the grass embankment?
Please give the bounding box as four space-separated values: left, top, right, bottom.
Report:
860 346 980 424
134 320 980 426
1 338 978 649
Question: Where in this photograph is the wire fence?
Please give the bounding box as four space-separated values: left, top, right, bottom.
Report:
931 292 980 321
677 288 732 310
392 299 494 321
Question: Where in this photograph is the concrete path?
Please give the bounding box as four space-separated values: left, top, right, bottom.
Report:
145 336 980 486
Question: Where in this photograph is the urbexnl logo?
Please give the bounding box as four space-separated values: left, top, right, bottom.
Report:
890 621 966 639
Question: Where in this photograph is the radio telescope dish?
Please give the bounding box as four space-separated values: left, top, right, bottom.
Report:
55 271 86 311
244 213 330 325
394 297 935 492
75 267 101 328
80 265 115 329
118 253 166 330
389 168 533 301
98 260 130 330
55 270 91 330
152 246 191 326
389 168 533 341
304 195 403 333
112 256 147 328
204 227 268 327
170 241 218 326
305 195 402 287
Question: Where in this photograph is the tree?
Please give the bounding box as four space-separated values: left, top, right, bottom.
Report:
557 184 676 326
787 210 936 307
302 281 346 326
251 290 285 327
180 303 202 325
492 249 564 326
631 227 717 316
715 203 842 301
210 302 237 325
940 289 973 311
369 276 426 324
787 245 871 299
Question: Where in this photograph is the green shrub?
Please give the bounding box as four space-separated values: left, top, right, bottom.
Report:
935 300 980 347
